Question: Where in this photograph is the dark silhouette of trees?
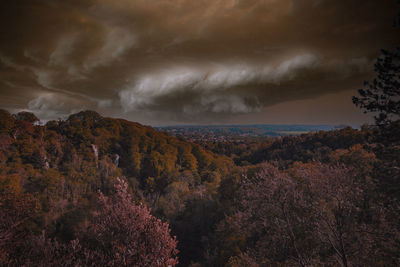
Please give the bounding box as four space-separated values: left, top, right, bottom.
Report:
352 1 399 127
352 10 400 241
353 48 400 126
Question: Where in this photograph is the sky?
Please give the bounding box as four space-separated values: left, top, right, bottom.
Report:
0 0 399 125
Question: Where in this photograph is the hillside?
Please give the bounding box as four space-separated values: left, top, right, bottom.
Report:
0 109 234 266
1 109 399 266
0 109 232 192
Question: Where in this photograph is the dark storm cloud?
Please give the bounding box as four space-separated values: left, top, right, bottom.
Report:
0 0 399 124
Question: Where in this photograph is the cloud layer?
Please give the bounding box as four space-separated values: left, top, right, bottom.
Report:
0 0 399 124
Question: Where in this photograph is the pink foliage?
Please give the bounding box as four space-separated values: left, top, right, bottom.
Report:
1 178 178 266
224 163 398 266
0 190 38 262
88 177 179 266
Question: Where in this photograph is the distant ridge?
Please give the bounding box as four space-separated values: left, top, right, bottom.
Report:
155 124 358 137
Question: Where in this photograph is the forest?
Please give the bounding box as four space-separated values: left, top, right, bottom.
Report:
0 101 399 266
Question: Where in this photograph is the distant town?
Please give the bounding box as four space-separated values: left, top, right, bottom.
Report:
155 124 352 142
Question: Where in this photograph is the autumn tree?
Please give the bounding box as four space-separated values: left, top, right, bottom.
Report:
222 163 317 266
2 178 179 266
293 163 378 266
14 112 39 123
0 109 15 134
86 177 179 266
12 233 85 267
0 190 38 264
222 163 398 266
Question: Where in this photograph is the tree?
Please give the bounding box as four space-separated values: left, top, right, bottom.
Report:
352 48 400 126
222 164 317 266
13 112 39 123
0 109 15 134
0 190 38 264
13 233 85 267
86 177 179 266
222 163 398 266
351 13 400 228
2 178 179 266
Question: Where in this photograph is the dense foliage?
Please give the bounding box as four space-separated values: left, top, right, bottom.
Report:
2 178 178 266
222 163 398 266
0 109 231 266
0 108 399 266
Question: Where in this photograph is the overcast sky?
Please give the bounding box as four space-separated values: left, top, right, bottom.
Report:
0 0 399 125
